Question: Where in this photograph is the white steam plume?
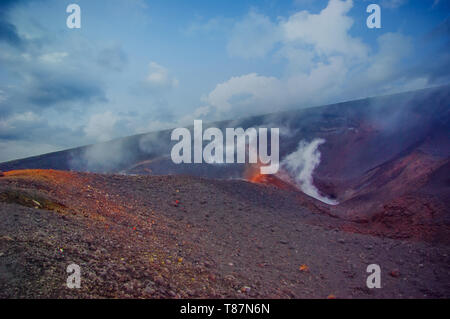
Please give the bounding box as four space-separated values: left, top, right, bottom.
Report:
282 138 338 205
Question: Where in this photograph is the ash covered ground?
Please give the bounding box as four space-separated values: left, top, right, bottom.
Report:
0 170 448 298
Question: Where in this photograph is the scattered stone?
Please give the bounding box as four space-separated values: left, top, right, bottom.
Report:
123 281 134 293
241 286 251 293
208 274 216 281
343 264 356 278
299 264 309 272
390 269 401 278
1 168 448 299
154 275 165 286
32 200 42 208
224 275 235 283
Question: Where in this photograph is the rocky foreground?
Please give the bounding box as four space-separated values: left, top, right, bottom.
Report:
0 170 449 298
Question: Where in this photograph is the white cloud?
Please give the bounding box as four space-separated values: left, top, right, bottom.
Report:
145 61 178 89
381 0 408 9
200 0 422 119
135 120 176 134
227 0 367 61
227 11 280 58
178 105 211 125
84 111 119 142
203 56 350 118
366 32 412 83
203 73 284 115
38 52 69 64
0 112 41 131
364 0 408 9
281 0 368 59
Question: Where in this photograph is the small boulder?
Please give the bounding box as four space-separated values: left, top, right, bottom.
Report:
390 269 401 278
144 286 155 295
299 264 309 272
240 286 251 294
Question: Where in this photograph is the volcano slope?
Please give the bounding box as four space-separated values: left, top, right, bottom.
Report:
0 86 448 235
0 170 449 299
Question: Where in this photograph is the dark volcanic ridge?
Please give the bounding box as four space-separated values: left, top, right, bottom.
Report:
0 86 449 298
1 85 449 177
0 86 449 231
0 170 449 298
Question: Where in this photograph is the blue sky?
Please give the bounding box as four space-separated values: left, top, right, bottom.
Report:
0 0 449 161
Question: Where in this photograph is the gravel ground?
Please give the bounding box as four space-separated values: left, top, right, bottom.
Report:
0 170 449 298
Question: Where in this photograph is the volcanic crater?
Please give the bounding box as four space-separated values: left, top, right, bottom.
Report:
0 86 449 298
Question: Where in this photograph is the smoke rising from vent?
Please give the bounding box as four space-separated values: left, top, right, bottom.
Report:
282 139 338 205
69 140 132 173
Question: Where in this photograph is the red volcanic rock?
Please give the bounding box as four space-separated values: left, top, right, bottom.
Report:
329 151 450 242
0 169 449 298
390 270 401 278
0 171 4 177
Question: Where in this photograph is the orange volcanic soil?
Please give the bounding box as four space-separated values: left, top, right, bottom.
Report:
0 169 240 298
2 169 129 222
6 165 446 245
330 151 450 242
243 151 450 243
